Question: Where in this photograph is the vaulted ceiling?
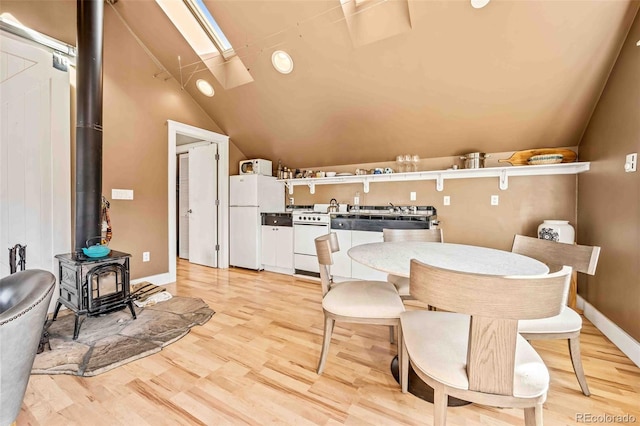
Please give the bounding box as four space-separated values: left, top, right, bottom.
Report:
3 0 639 168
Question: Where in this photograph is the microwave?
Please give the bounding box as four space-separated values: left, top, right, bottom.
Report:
239 159 272 176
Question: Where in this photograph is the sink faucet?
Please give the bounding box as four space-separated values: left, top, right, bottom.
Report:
388 203 400 213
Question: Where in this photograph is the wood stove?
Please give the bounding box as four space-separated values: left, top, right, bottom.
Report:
52 251 136 339
48 1 138 341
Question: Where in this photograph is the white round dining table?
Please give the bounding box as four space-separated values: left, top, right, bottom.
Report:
347 240 549 406
347 241 549 277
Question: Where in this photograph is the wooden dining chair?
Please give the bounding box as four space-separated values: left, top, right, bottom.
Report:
400 260 572 426
511 234 601 396
382 228 443 298
314 233 405 377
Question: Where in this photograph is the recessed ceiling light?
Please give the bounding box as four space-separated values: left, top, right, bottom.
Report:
271 50 294 74
196 79 214 97
471 0 490 8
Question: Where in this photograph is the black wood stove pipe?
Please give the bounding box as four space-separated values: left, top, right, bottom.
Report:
75 0 104 253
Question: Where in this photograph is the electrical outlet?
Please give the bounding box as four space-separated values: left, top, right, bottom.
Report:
143 252 150 262
354 196 360 205
410 192 416 201
491 195 499 206
625 153 637 172
443 196 450 206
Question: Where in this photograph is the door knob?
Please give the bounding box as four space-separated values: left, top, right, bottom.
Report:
187 209 192 213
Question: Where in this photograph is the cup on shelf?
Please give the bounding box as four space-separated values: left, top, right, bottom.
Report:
403 154 412 172
411 154 420 172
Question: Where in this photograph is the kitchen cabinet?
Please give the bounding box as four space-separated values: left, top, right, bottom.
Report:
351 231 387 281
332 230 352 278
261 226 293 274
331 229 387 282
279 162 590 194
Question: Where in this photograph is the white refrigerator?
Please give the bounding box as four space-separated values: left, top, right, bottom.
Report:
230 174 284 269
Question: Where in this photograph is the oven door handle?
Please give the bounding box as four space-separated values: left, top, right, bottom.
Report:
293 223 329 227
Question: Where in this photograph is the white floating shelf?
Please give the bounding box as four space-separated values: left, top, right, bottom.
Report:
280 162 590 194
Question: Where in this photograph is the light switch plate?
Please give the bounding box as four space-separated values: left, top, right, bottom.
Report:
443 196 450 206
112 189 134 200
410 192 416 201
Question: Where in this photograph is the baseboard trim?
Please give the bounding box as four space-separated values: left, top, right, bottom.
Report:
577 295 640 368
263 266 294 275
131 272 174 286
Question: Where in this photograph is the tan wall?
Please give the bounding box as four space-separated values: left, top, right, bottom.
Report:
102 8 246 279
577 12 640 341
228 139 247 176
292 151 577 251
1 3 244 280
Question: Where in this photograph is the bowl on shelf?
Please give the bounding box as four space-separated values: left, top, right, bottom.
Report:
325 172 336 177
527 154 563 165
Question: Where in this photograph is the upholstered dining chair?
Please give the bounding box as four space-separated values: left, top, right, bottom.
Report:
400 260 572 426
1 270 57 426
382 228 443 298
512 234 601 396
314 233 405 376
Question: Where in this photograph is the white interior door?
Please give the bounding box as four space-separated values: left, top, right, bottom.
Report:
188 144 218 267
178 153 189 259
0 33 71 282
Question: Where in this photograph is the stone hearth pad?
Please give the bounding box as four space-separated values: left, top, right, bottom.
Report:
32 296 214 377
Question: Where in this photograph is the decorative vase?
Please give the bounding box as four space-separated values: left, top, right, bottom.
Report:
538 220 575 244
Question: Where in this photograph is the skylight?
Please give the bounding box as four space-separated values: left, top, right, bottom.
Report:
156 0 254 90
183 0 234 58
191 0 231 51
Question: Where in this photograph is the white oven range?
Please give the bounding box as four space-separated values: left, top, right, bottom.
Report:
293 211 330 277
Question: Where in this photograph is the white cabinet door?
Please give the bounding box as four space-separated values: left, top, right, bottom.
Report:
332 230 352 278
262 225 293 273
275 227 293 270
261 226 277 267
351 230 387 281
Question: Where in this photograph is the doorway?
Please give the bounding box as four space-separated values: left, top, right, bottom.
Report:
167 120 229 284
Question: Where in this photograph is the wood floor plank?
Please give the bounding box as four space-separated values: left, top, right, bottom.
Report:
17 259 640 425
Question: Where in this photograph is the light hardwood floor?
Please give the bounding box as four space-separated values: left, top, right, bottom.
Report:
19 260 640 425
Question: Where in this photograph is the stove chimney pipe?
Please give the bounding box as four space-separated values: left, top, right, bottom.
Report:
75 0 104 253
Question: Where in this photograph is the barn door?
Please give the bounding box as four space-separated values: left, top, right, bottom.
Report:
0 33 71 280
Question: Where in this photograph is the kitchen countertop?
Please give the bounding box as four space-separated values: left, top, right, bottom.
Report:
331 212 434 220
330 214 437 232
262 212 293 226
